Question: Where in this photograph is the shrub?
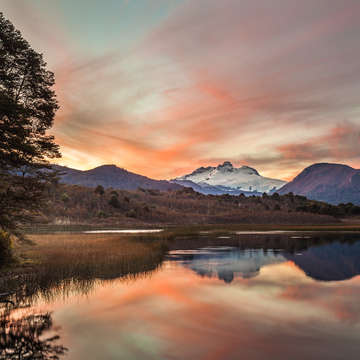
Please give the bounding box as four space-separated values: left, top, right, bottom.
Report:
61 193 70 204
109 195 120 208
94 185 105 196
126 209 136 218
97 211 106 218
110 190 119 198
0 230 12 266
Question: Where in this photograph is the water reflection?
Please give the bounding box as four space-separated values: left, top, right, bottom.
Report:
169 240 360 283
0 306 67 359
285 241 360 281
1 233 360 359
170 248 285 282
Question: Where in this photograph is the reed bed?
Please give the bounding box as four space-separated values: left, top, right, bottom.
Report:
1 233 167 305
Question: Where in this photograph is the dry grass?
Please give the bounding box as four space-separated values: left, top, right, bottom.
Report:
24 233 165 270
1 233 167 304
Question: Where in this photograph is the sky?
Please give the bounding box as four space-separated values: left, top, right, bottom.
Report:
2 0 360 180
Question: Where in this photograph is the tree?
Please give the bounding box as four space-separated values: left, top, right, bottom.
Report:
0 13 60 237
61 192 70 209
108 195 120 208
94 185 105 196
110 190 118 198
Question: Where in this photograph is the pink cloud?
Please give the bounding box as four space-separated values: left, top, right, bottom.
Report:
5 0 360 179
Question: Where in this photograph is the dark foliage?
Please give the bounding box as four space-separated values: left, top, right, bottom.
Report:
0 308 67 359
108 194 121 208
94 184 105 196
0 13 60 236
0 230 12 266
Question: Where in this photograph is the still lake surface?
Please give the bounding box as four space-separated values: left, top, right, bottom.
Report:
3 232 360 359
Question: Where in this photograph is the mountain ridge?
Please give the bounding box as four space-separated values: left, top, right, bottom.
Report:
53 164 182 191
278 162 360 205
53 161 360 205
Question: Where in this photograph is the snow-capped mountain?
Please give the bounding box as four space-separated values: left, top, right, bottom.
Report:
172 161 286 195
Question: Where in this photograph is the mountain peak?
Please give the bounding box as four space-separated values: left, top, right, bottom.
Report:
175 162 286 194
217 161 233 169
94 164 118 169
303 162 355 172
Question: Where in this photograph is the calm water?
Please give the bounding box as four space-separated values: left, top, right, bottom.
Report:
2 233 360 359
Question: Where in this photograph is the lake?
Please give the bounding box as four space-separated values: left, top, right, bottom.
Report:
2 231 360 359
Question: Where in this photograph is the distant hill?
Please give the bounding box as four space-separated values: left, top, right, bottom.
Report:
278 163 360 205
172 161 286 195
285 241 360 281
54 164 182 191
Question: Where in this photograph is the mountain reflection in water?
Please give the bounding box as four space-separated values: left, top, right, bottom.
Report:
168 240 360 283
169 248 285 282
1 233 360 359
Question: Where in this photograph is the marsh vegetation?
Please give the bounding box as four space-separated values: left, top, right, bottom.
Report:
0 232 169 359
0 233 168 307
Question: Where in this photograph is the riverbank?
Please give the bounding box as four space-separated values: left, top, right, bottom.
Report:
0 232 168 302
2 224 360 301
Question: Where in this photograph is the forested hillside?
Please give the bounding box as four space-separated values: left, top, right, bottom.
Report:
33 184 360 227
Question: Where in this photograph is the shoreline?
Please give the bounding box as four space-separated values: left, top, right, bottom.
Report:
2 225 360 296
24 222 360 235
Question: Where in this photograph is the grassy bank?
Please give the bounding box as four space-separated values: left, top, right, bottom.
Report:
0 233 168 304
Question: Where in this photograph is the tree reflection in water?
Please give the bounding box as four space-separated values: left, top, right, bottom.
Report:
0 305 67 360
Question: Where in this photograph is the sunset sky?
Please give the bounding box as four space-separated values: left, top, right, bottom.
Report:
3 0 360 180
